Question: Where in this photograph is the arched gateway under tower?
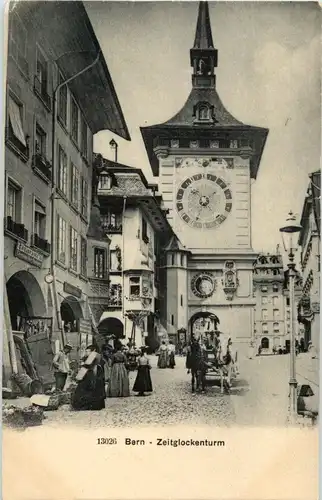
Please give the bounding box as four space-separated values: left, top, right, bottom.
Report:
189 311 220 339
140 1 268 346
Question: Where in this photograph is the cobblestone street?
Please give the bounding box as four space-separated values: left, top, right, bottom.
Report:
29 352 315 429
44 355 235 428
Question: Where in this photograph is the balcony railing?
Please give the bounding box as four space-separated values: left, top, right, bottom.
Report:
33 76 51 110
32 234 51 254
5 216 28 241
32 153 52 182
102 223 122 234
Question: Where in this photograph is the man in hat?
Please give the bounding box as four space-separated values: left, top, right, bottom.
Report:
52 343 73 391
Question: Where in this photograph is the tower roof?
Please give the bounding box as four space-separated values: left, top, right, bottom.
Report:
164 235 190 253
140 1 268 178
193 1 214 49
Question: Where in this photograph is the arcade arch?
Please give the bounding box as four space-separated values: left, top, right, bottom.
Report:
98 317 124 339
6 271 47 330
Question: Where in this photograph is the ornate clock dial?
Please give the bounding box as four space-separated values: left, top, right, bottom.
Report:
176 173 232 229
191 273 215 298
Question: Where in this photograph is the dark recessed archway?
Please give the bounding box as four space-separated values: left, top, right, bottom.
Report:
60 296 83 330
189 311 220 337
98 317 124 339
261 337 269 349
6 271 46 330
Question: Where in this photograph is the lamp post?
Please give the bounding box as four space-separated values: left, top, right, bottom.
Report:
109 138 118 162
279 210 302 423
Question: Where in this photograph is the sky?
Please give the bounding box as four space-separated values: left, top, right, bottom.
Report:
86 1 321 254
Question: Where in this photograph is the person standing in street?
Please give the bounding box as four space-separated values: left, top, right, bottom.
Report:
52 343 73 391
133 346 153 396
71 345 106 411
157 340 168 368
168 340 176 368
108 342 130 397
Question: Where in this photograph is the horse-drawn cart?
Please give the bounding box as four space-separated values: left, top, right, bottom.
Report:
186 334 239 394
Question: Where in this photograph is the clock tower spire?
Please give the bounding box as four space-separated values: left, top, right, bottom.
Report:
190 1 218 89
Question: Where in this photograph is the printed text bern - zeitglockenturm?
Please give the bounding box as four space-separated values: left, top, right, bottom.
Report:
125 438 225 447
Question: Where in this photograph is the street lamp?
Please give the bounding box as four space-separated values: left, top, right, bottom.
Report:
279 210 302 423
109 138 118 162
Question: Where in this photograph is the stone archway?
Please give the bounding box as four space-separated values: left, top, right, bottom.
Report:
60 296 83 331
189 311 220 339
6 270 47 330
98 317 124 339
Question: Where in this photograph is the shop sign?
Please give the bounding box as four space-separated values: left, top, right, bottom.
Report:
15 241 43 268
63 281 82 298
78 319 93 353
78 319 92 336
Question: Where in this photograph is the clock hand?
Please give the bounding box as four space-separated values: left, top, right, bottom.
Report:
195 206 203 220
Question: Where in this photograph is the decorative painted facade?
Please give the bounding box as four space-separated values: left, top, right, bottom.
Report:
92 156 173 349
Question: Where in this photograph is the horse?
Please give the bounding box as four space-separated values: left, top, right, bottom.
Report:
213 335 238 394
186 340 208 394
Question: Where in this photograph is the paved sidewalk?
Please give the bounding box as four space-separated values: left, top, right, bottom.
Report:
296 353 319 389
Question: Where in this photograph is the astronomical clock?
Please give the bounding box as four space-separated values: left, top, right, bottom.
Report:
176 172 232 230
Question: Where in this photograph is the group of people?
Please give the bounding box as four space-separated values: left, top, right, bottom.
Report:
157 340 176 369
52 340 153 411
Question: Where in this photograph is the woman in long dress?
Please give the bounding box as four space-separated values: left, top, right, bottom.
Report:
71 345 106 411
157 341 168 369
133 347 153 396
167 340 176 368
108 345 130 398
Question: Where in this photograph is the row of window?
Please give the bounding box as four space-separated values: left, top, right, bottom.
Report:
57 145 88 218
258 322 281 333
56 214 106 278
57 73 89 157
7 87 90 184
260 285 280 293
8 11 90 161
261 296 280 306
261 309 281 320
168 138 241 149
6 178 49 251
6 168 88 239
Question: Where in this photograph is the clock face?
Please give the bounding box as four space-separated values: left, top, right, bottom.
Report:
176 173 232 229
191 273 215 298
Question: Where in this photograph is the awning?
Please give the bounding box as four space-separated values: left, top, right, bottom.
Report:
8 97 27 147
35 203 46 215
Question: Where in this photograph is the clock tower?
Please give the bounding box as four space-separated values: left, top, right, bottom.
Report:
141 1 268 347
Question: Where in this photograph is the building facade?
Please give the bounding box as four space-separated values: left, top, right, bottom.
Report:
253 252 302 351
298 171 321 355
253 253 286 350
88 155 173 349
140 2 268 350
3 1 129 386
